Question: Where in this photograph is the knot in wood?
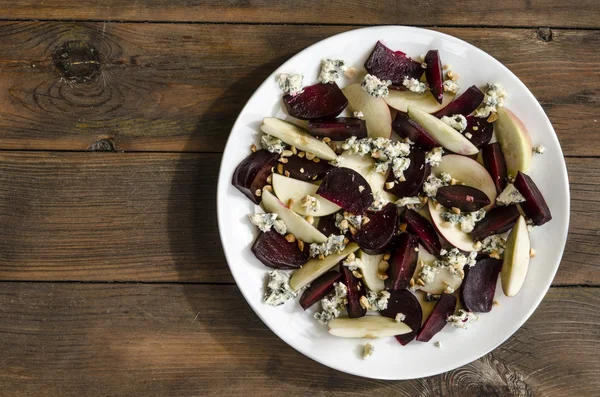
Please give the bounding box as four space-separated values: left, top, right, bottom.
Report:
88 138 116 152
536 27 553 42
52 41 101 83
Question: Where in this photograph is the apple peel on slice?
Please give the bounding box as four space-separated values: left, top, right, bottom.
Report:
494 108 533 176
328 316 412 338
384 90 455 113
501 215 531 297
271 173 340 216
342 83 392 139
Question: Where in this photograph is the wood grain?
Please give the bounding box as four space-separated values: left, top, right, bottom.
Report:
0 1 598 28
0 23 597 155
0 152 596 285
0 282 597 397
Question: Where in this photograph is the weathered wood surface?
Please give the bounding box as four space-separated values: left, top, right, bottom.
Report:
0 23 597 155
0 0 598 28
0 152 596 285
0 283 597 397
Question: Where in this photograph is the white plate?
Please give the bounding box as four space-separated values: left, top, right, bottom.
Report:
216 26 569 380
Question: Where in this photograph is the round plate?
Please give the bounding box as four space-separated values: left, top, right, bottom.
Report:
216 26 569 380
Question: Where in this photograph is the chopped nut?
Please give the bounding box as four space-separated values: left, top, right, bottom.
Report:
383 253 391 261
414 247 419 252
291 146 297 155
322 137 332 143
284 170 291 177
472 126 479 131
313 157 320 163
377 272 389 280
490 250 501 259
447 70 459 81
493 300 500 306
349 225 358 235
287 198 294 207
285 233 296 243
297 240 304 251
347 252 356 261
277 164 284 174
305 152 316 160
343 237 350 244
378 261 389 272
371 151 381 159
298 151 306 158
319 254 325 260
474 241 483 250
487 112 499 123
409 278 415 287
441 221 453 228
418 260 425 268
385 181 395 189
417 278 425 286
352 270 363 279
362 217 370 226
281 149 293 157
263 185 273 193
255 189 262 197
305 215 314 225
250 143 257 152
266 174 273 184
530 248 536 258
398 176 407 182
339 219 349 230
312 175 318 180
360 295 371 310
450 178 460 186
398 223 408 232
278 157 289 164
344 66 357 78
299 167 305 173
420 196 429 205
443 64 450 70
451 207 461 214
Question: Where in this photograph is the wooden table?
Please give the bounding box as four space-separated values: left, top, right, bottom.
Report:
0 2 598 396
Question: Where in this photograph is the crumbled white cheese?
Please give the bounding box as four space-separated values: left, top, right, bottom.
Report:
353 111 364 120
425 147 444 167
300 194 321 213
264 270 297 306
318 59 348 84
248 213 278 233
435 341 443 348
447 309 479 329
358 185 365 193
309 234 347 258
341 136 410 163
272 220 287 235
474 83 507 118
441 208 486 233
419 265 439 285
533 145 546 154
395 196 421 208
366 290 390 311
443 79 459 94
395 313 406 323
335 212 363 234
434 248 478 275
370 191 390 211
362 74 391 98
480 235 506 256
422 173 452 197
314 282 348 324
363 343 375 359
261 134 285 154
373 161 390 175
276 73 303 96
402 77 427 94
465 132 473 139
441 114 468 133
342 252 362 271
392 157 411 180
496 184 526 206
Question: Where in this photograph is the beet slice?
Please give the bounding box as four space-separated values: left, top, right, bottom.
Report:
385 232 419 291
353 203 398 255
471 205 520 241
436 185 491 212
299 271 343 310
307 118 367 140
432 85 485 118
482 143 508 194
380 290 423 345
392 111 438 150
425 50 443 104
232 149 280 204
282 154 333 182
251 231 310 270
514 171 552 226
316 167 373 215
385 148 431 197
416 292 457 342
342 266 367 318
283 82 348 120
401 209 442 255
364 41 423 85
461 257 502 313
316 213 340 237
464 116 493 148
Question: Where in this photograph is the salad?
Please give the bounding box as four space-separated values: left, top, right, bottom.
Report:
231 40 552 358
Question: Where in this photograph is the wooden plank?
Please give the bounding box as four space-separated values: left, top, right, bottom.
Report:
0 1 598 28
0 23 597 155
0 152 596 285
0 283 597 396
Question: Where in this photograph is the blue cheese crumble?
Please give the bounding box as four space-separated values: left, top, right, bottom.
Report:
480 235 506 257
353 111 364 119
314 282 348 324
370 191 390 211
366 290 391 311
434 248 477 276
441 208 486 233
425 147 444 167
342 251 362 271
533 145 546 154
474 83 507 118
362 74 391 98
443 79 459 94
264 270 297 306
309 235 347 258
418 264 439 285
392 157 411 180
276 73 303 96
441 114 468 133
447 309 479 329
496 184 526 206
395 196 421 209
395 313 406 323
402 77 427 94
300 194 321 213
363 343 375 359
261 134 285 154
319 59 348 84
423 172 452 197
335 212 363 234
249 213 286 234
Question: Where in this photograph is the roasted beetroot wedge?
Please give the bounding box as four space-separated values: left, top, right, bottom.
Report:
252 231 310 270
364 41 423 85
307 118 367 140
342 266 367 318
416 292 457 342
471 205 520 241
283 154 333 182
425 50 443 104
514 171 552 226
482 143 508 194
385 149 431 197
464 116 493 148
461 257 502 313
401 209 442 255
436 185 491 212
353 203 398 255
316 167 373 215
299 271 343 310
232 149 280 204
316 213 341 237
283 82 348 120
392 112 438 150
432 85 485 118
380 290 423 345
385 232 419 291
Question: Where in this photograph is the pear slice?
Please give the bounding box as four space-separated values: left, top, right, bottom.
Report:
407 106 478 155
494 108 533 176
501 215 531 297
289 243 359 291
271 173 340 216
328 316 412 338
261 117 337 161
341 83 392 139
385 90 455 113
261 188 327 244
357 251 385 293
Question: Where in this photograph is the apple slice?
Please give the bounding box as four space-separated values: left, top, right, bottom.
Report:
357 251 385 293
261 117 337 161
428 200 478 252
384 89 455 113
342 83 392 139
501 215 531 297
335 152 397 203
494 107 533 176
271 173 340 216
407 106 478 155
328 316 412 338
411 244 463 295
261 189 327 244
289 243 359 291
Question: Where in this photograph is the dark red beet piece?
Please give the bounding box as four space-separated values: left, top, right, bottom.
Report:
471 205 520 241
514 171 552 226
416 293 457 342
385 148 431 197
380 290 423 345
307 118 367 140
461 257 503 313
316 167 373 215
364 41 423 85
315 213 341 237
299 271 343 310
425 50 443 104
392 111 438 150
464 116 493 148
232 149 279 204
482 143 508 194
436 185 491 212
283 82 348 120
432 85 485 118
342 266 367 318
251 231 309 270
353 203 398 255
283 154 333 182
385 233 419 291
401 209 442 255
